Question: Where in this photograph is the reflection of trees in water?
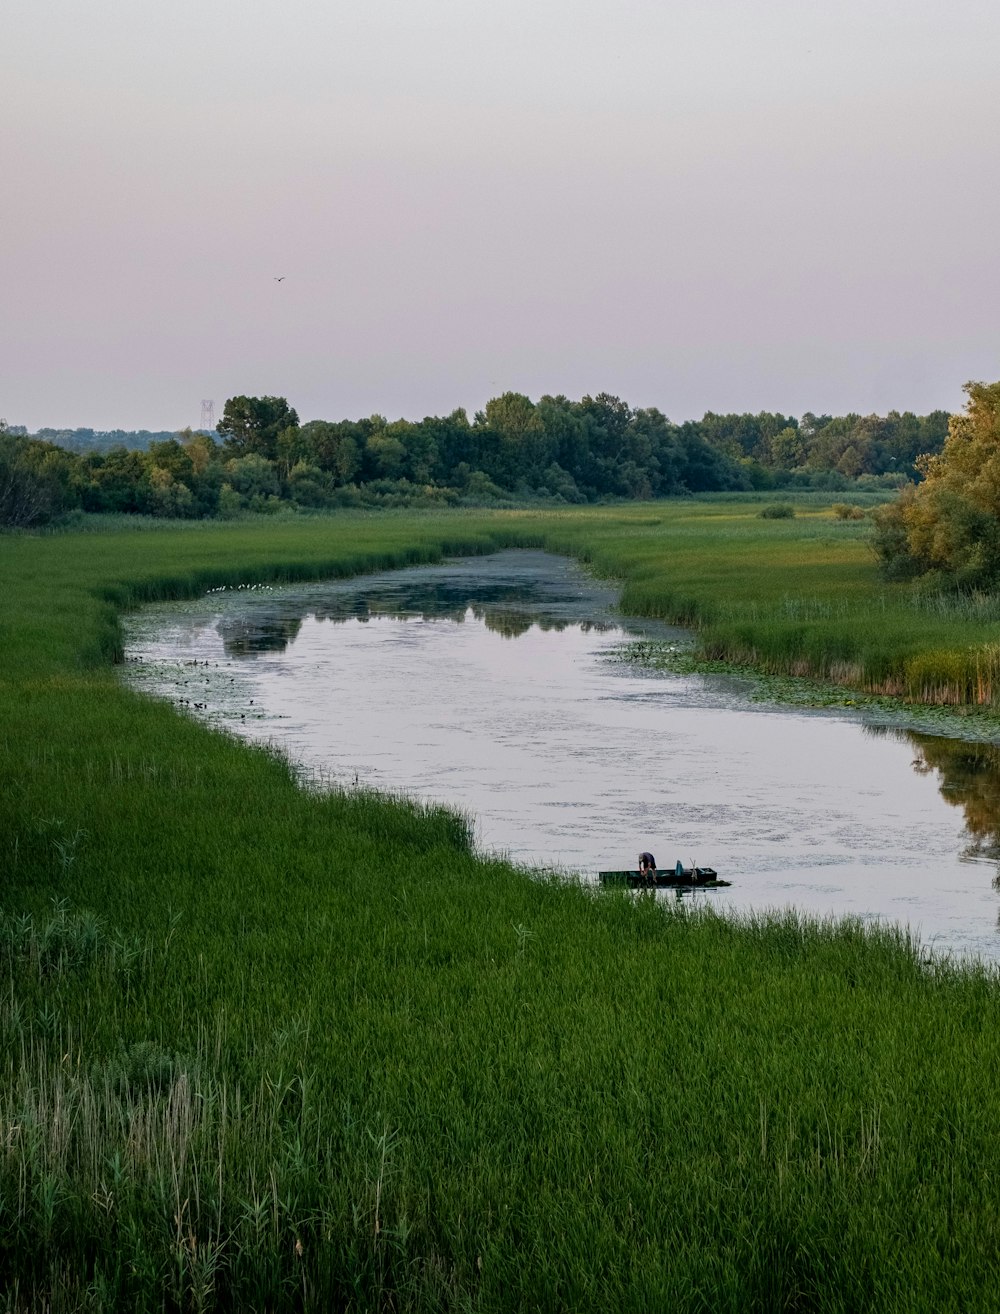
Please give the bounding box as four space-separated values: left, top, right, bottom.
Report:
218 615 303 655
481 611 608 639
217 582 613 654
873 726 1000 874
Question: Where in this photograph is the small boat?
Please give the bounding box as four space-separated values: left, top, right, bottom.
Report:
599 864 730 890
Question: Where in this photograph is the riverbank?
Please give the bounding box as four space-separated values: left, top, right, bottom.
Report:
3 502 1000 1311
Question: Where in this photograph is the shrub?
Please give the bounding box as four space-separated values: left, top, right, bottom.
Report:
758 503 795 519
218 483 244 518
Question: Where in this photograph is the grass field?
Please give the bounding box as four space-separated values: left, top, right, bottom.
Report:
4 499 1000 1311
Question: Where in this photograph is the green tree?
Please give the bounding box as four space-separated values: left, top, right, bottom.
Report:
837 444 865 478
148 466 195 517
480 393 554 489
224 454 280 503
537 462 584 502
217 396 299 460
874 381 1000 586
79 447 152 514
422 409 473 484
364 428 408 480
147 438 195 486
765 426 805 469
699 411 797 463
299 421 362 485
286 460 333 507
484 392 545 441
537 397 588 490
396 421 438 485
179 428 220 475
0 428 79 527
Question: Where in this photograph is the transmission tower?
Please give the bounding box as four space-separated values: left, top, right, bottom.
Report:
200 399 215 432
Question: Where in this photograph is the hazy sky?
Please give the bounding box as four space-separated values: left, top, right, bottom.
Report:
4 0 999 431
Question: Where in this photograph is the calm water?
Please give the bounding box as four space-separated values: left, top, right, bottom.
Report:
123 551 1000 962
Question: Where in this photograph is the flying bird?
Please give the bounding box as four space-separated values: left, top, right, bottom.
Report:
274 276 286 282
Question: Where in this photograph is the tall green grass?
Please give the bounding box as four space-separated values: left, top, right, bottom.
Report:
3 501 1000 1310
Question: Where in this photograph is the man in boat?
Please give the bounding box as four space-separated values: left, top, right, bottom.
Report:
638 851 657 886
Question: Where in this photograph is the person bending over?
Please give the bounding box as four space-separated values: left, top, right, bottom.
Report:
638 851 657 886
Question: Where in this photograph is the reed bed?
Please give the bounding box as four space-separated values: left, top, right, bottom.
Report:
3 501 1000 1309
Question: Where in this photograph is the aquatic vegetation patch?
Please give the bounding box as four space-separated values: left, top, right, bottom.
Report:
613 639 1000 739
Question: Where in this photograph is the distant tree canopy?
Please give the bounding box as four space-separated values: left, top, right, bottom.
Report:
28 426 186 454
0 391 955 527
873 381 1000 588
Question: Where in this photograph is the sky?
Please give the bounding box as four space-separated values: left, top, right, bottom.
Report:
3 0 999 432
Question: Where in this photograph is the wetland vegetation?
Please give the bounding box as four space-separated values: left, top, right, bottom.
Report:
6 498 1000 1310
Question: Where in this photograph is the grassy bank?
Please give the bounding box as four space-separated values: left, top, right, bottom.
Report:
4 502 1000 1311
524 497 1000 710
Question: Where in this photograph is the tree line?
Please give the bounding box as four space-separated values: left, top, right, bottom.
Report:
1 391 950 528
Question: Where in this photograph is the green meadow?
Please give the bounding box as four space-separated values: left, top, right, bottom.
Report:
5 498 1000 1311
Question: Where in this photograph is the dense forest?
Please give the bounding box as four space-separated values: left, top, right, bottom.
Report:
1 391 949 527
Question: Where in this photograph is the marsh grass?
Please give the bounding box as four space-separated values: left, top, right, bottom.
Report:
5 501 1000 1309
4 891 1000 1311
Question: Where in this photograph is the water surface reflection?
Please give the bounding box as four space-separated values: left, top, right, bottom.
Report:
216 572 618 656
123 551 1000 962
901 732 1000 869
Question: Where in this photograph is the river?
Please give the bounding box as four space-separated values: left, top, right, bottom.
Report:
122 550 1000 963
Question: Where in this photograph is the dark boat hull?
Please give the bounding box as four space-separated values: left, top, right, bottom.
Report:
599 868 730 889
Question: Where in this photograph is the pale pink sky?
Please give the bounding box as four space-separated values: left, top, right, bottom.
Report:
3 0 999 431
